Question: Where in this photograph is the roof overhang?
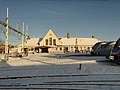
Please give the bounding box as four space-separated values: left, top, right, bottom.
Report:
35 46 56 49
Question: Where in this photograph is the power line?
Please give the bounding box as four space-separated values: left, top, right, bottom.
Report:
1 17 120 21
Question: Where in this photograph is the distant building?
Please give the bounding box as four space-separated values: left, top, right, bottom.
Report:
17 29 100 53
60 38 99 53
38 29 100 53
18 38 40 54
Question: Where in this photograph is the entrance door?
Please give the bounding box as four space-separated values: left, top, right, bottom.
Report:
41 48 48 53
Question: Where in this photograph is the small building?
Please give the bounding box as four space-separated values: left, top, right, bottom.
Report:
18 38 40 54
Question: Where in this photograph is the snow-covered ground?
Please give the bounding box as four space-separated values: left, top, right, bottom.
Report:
0 53 120 90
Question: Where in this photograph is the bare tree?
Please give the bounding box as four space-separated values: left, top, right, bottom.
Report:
0 39 5 53
0 39 4 45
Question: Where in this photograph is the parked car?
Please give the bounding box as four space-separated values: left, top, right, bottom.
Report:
98 41 116 56
95 43 106 55
108 38 120 64
91 41 107 55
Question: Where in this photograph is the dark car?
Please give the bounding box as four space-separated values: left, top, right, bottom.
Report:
91 41 107 55
98 41 116 56
108 38 120 64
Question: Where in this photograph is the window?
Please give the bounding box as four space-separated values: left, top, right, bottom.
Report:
53 39 56 45
49 38 52 45
60 48 62 51
46 39 48 45
71 47 73 51
87 47 90 50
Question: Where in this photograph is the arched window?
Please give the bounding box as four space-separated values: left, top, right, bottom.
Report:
53 39 56 45
49 38 52 45
46 39 48 45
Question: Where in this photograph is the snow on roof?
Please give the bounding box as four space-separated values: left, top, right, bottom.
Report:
60 38 100 46
26 38 39 47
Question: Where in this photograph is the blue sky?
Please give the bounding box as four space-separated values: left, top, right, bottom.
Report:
0 0 120 45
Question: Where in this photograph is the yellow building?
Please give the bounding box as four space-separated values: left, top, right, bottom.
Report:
17 29 100 54
18 38 40 54
60 38 100 53
38 29 63 53
38 29 100 53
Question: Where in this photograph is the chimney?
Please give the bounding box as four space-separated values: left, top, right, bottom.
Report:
67 33 70 38
92 36 95 38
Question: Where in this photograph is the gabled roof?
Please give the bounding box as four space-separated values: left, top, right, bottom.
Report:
60 38 100 46
42 29 59 40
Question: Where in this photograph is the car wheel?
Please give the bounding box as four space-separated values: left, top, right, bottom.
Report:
91 52 94 55
98 52 101 56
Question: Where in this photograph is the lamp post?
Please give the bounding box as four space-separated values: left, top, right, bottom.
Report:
4 7 9 61
22 22 25 55
75 38 78 53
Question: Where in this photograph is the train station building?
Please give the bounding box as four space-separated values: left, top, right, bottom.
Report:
18 29 100 53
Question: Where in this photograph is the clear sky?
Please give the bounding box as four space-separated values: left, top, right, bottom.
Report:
0 0 120 45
